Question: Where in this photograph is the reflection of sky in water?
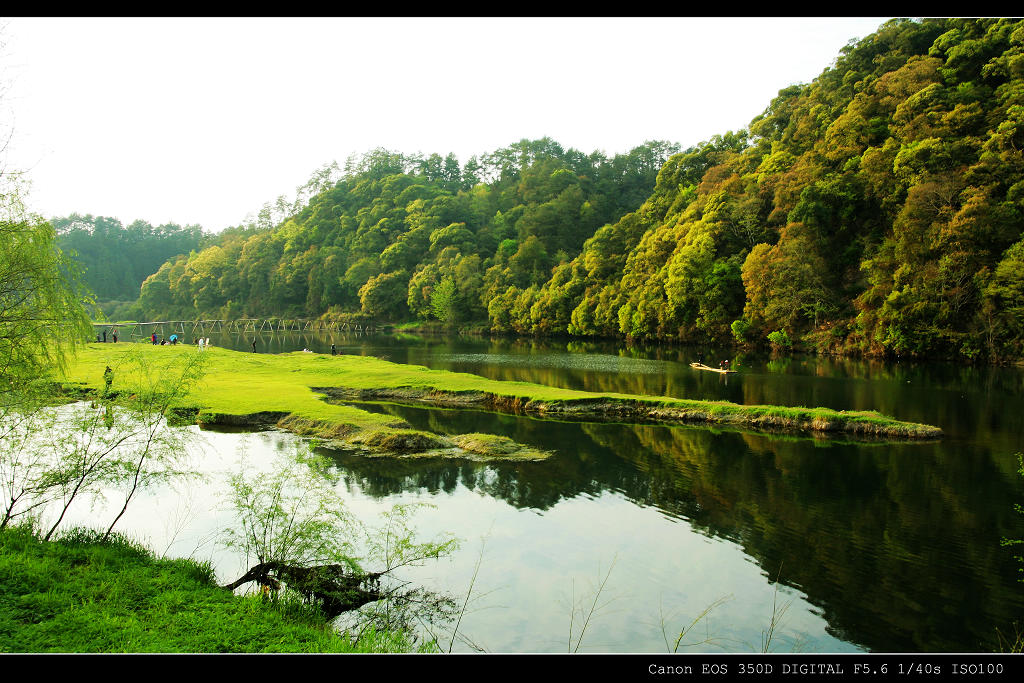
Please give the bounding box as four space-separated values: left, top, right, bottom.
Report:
398 487 849 654
45 422 855 654
438 353 675 375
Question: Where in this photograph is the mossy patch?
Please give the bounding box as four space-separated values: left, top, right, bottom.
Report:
346 428 452 452
450 433 553 461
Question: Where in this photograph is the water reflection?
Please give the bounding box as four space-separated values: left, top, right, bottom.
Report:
203 329 1021 441
313 399 1024 652
158 330 1024 652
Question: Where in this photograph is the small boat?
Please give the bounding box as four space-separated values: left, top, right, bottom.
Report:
690 362 737 374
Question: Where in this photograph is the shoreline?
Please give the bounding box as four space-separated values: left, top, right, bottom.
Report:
315 386 943 441
60 345 943 455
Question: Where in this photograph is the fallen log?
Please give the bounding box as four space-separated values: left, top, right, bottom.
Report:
224 561 384 618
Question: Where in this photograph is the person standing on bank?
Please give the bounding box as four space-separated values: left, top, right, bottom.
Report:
331 343 336 356
252 339 257 353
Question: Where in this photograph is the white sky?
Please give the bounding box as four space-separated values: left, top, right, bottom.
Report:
1 16 890 232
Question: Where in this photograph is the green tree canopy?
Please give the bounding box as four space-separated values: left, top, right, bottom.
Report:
1 178 93 385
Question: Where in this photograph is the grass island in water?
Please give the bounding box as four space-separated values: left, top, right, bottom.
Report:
60 344 943 455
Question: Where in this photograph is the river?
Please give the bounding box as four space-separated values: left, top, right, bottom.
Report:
67 330 1024 652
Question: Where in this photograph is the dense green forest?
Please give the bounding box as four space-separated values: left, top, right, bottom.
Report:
112 18 1024 361
55 215 205 319
132 139 679 325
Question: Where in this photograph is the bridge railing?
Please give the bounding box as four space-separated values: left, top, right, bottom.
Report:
91 318 390 340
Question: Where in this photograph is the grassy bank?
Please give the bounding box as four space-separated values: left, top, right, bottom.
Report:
60 343 943 445
0 525 417 653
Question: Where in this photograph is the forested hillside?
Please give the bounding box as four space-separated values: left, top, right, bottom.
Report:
55 215 205 319
130 18 1024 361
134 139 679 325
510 17 1024 361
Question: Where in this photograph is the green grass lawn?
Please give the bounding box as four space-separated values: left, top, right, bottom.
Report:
59 343 942 443
0 525 418 653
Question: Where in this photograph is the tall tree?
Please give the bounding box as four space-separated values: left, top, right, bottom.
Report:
1 177 93 385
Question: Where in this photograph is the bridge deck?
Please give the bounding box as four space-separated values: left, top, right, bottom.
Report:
92 318 388 339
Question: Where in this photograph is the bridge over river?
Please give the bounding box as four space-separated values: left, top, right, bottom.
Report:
92 318 390 342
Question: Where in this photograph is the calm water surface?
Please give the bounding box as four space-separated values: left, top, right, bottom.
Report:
86 330 1024 652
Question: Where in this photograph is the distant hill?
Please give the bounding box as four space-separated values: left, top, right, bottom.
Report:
133 139 680 326
124 18 1024 361
55 214 205 319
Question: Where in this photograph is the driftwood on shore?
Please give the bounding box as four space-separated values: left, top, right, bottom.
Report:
224 562 383 618
689 362 737 374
